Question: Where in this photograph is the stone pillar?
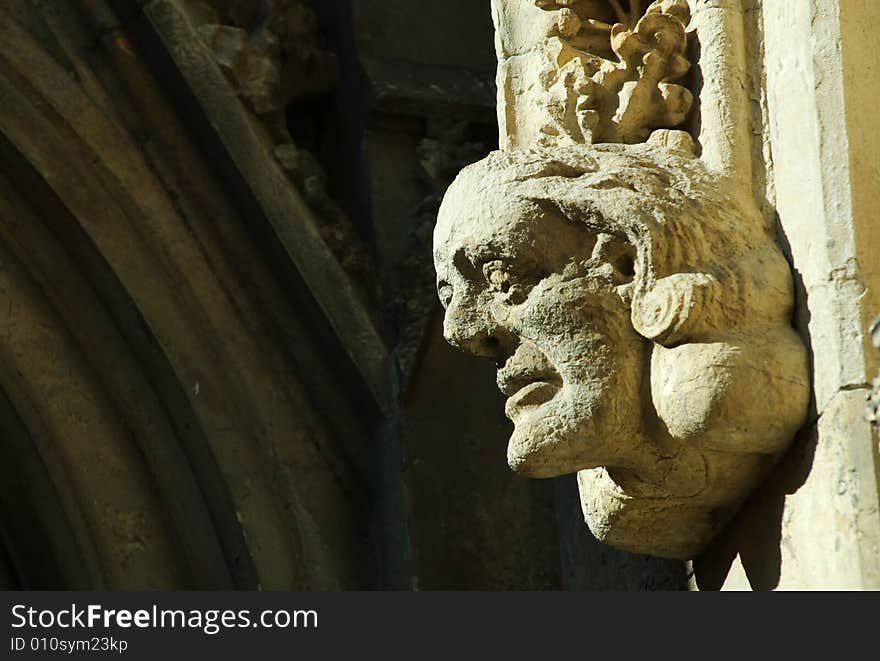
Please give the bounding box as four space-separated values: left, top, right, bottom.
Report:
695 0 880 590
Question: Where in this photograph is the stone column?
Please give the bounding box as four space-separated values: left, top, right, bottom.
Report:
695 0 880 590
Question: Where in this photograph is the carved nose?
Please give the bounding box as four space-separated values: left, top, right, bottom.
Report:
443 299 504 359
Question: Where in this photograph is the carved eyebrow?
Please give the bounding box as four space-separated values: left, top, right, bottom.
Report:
529 196 608 237
464 237 538 263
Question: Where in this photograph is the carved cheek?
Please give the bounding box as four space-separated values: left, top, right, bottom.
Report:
516 278 636 381
488 297 516 328
518 278 610 339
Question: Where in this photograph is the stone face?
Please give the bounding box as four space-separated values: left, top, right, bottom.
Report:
434 143 809 559
435 0 828 565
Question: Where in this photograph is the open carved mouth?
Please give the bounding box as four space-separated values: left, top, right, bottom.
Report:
502 378 560 422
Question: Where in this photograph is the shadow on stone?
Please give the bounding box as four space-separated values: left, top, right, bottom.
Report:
555 475 688 591
694 223 818 591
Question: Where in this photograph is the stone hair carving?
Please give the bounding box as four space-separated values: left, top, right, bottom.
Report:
434 144 809 558
531 0 693 145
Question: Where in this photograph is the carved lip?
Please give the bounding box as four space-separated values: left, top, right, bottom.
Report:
507 381 559 409
497 345 560 401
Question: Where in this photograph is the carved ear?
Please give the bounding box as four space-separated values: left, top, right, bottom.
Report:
631 273 719 346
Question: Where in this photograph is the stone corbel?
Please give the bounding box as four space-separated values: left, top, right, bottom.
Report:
434 0 810 559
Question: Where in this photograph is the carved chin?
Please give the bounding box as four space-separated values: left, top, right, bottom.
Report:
577 469 729 560
506 428 561 478
505 381 636 478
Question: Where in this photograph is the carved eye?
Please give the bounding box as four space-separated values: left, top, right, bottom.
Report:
482 260 528 305
437 282 454 308
482 260 510 292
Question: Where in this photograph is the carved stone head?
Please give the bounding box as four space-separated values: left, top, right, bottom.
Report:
434 144 809 559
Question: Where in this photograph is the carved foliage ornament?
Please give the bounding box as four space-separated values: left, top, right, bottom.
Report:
533 0 693 145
